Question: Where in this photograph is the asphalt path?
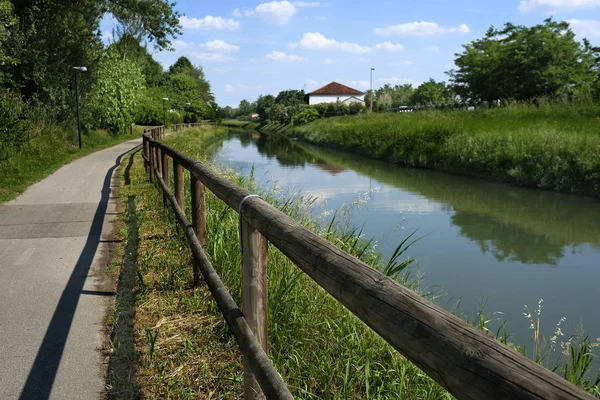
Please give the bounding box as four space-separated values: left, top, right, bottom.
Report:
0 139 141 399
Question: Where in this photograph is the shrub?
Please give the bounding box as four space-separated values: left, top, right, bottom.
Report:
0 90 32 161
291 107 320 126
349 102 366 115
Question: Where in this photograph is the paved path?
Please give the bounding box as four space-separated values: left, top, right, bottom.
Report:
0 139 141 399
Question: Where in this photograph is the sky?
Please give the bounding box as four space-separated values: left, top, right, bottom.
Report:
101 0 600 107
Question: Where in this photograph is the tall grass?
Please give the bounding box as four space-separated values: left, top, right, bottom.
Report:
116 126 600 398
290 100 600 197
0 111 144 203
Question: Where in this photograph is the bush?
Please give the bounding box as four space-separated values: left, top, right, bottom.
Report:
0 90 32 161
291 107 320 126
349 102 366 115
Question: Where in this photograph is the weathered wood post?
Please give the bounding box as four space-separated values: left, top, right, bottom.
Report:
191 175 206 286
240 205 268 400
143 136 148 172
174 160 185 209
148 142 154 183
161 151 169 207
157 147 163 182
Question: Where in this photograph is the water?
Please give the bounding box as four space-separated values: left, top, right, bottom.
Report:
213 131 600 353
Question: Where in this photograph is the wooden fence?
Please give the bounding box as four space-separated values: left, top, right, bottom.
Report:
141 125 594 400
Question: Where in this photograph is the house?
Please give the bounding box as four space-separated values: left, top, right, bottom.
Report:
307 82 365 105
249 113 259 119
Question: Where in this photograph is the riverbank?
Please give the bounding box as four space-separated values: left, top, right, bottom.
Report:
288 102 600 197
111 126 599 398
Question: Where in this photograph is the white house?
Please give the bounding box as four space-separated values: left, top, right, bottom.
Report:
307 82 365 105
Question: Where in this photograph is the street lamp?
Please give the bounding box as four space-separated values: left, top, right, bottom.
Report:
73 66 87 149
370 67 375 112
162 98 169 127
185 102 191 123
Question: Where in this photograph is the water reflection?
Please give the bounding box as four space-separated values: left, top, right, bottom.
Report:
227 130 600 267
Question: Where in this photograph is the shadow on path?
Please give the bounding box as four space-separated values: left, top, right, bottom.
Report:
19 146 135 400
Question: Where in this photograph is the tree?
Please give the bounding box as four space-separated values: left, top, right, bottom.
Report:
114 34 165 87
275 89 305 106
255 94 275 119
411 79 455 106
448 18 600 102
89 46 145 133
237 99 255 116
2 0 180 109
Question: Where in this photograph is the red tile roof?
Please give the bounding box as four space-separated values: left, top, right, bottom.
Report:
308 81 364 96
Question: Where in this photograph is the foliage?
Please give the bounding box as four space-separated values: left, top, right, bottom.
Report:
89 47 145 133
275 89 305 106
0 90 31 161
114 34 166 87
349 102 366 115
291 99 600 197
237 99 255 116
411 79 456 105
448 18 600 101
255 94 276 119
291 106 319 125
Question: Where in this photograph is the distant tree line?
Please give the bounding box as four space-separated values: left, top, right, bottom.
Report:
222 17 600 127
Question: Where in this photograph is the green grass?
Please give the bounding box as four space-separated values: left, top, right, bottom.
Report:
114 126 600 399
0 120 144 203
221 120 261 130
290 100 600 197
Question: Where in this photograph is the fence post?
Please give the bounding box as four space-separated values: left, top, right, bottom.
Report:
143 136 148 172
157 147 163 181
148 142 154 183
161 150 169 206
174 160 185 209
240 217 268 400
191 176 206 286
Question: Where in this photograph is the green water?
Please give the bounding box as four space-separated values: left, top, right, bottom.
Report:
213 131 600 355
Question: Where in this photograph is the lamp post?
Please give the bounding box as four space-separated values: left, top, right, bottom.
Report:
370 67 375 112
73 66 87 149
162 97 169 127
185 102 191 123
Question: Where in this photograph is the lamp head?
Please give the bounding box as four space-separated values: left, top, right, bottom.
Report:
73 66 87 72
162 97 169 101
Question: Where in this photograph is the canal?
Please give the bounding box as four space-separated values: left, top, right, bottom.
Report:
212 130 600 358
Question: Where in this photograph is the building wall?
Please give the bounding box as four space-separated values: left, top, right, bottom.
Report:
308 94 365 105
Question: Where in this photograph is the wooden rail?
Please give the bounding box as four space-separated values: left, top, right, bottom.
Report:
142 125 594 400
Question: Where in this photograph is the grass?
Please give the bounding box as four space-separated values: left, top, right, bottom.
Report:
0 119 145 203
290 100 600 197
111 126 600 399
221 120 261 130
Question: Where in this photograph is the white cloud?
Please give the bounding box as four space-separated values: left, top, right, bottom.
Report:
232 8 242 17
518 0 600 13
323 58 334 64
224 84 235 93
180 15 240 30
375 42 405 52
265 51 306 62
567 19 600 38
347 80 370 89
426 45 440 52
296 32 371 53
246 1 297 25
214 67 227 73
374 21 470 36
306 79 319 88
293 1 326 6
199 40 240 53
195 53 237 62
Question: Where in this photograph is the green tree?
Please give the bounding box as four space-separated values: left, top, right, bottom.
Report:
89 47 145 133
114 34 166 87
3 0 180 110
255 94 275 119
448 18 600 101
275 89 305 106
238 99 255 116
411 79 455 105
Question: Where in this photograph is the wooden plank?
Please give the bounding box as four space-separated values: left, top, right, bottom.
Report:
154 170 293 400
174 160 185 210
191 176 207 287
241 217 268 400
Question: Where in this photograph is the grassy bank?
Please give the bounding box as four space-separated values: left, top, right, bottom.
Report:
0 120 145 203
221 119 261 130
111 126 599 398
290 101 600 197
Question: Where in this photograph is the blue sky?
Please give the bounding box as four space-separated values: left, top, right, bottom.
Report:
102 0 600 107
